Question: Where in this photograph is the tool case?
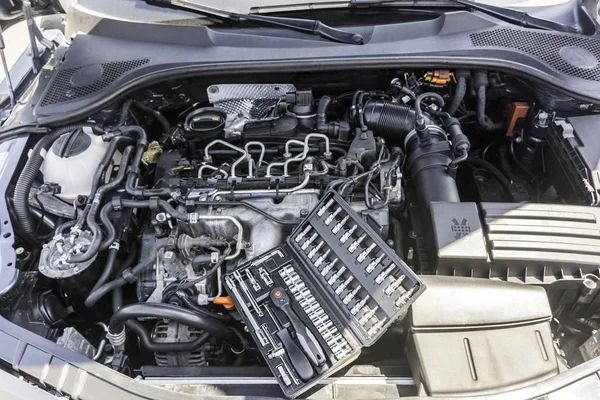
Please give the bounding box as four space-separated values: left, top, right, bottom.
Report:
224 191 425 397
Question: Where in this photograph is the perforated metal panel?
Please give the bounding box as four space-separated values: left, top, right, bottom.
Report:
40 59 150 107
470 29 600 81
207 84 296 119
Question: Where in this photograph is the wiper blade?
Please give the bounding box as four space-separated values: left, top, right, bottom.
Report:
453 0 579 34
146 0 364 44
349 0 578 33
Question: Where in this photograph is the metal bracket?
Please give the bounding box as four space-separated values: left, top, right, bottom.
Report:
22 0 56 74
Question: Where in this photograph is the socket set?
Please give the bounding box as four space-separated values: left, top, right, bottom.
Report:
224 191 424 397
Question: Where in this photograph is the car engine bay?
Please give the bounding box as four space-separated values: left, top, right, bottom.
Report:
3 68 600 397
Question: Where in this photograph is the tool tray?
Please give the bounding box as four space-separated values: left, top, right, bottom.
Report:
224 191 425 397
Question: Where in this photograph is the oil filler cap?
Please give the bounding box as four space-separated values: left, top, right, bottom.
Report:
184 107 227 138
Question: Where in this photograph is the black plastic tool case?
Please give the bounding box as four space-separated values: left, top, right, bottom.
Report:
224 191 425 397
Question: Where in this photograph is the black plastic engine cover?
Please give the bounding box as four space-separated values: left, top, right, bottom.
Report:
429 201 600 283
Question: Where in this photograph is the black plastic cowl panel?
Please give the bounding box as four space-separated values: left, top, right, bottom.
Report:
26 11 600 125
470 28 600 81
39 59 150 107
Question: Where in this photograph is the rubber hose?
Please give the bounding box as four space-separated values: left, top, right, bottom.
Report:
98 200 181 251
87 136 133 206
112 282 123 312
69 146 134 261
448 76 466 116
99 202 116 250
98 145 133 196
69 140 133 263
118 99 134 126
89 246 118 296
415 92 445 124
112 287 123 312
112 199 187 221
85 242 169 307
85 277 126 308
97 146 133 252
124 127 171 198
125 320 211 353
111 250 137 313
180 295 231 323
132 100 171 133
14 124 104 242
55 219 77 235
464 157 512 193
475 86 504 131
109 303 242 350
0 125 48 141
316 95 334 134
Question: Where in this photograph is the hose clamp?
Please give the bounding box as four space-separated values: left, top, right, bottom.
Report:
148 197 159 211
107 327 126 352
111 197 123 211
121 268 137 283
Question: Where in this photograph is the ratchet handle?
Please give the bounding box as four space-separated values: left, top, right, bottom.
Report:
271 288 326 367
276 328 314 382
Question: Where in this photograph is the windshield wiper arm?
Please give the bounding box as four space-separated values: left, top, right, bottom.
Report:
349 0 578 33
146 0 364 44
453 0 579 33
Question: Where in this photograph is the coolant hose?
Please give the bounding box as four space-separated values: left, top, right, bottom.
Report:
68 145 134 263
14 124 104 243
316 95 350 137
85 241 170 307
132 100 171 133
121 125 172 198
99 202 117 249
316 95 333 131
97 197 186 252
118 99 134 126
109 303 242 351
125 320 211 353
90 245 118 295
87 136 133 203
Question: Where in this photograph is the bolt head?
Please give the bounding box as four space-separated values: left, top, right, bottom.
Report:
584 278 597 289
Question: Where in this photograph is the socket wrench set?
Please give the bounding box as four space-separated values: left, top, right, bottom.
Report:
224 191 425 397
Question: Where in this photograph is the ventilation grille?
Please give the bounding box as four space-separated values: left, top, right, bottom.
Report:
470 29 600 81
40 59 150 107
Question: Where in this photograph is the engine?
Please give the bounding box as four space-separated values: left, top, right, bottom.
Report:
6 69 600 393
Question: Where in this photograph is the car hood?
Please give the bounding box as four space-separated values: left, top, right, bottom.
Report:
0 0 593 35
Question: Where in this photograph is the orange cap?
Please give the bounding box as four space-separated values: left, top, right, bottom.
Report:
213 296 235 309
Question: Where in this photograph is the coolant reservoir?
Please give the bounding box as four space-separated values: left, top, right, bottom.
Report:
41 129 115 202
